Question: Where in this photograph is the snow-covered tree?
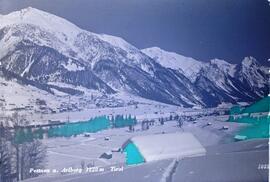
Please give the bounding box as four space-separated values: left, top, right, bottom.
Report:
20 140 47 180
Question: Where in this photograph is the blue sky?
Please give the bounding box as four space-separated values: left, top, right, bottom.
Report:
0 0 269 64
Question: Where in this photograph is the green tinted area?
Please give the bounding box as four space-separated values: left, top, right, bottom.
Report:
123 142 145 165
228 96 269 140
48 116 110 138
241 96 269 114
14 127 43 144
111 115 137 128
238 119 269 139
14 115 137 144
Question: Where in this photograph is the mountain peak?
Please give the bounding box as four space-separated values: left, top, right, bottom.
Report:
0 7 81 38
143 47 163 52
20 6 37 13
242 57 259 67
210 58 234 68
5 7 51 19
142 47 204 81
19 7 50 17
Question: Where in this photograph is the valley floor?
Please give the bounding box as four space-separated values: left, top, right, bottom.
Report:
22 113 265 182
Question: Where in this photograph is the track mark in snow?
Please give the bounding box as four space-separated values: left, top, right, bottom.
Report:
160 159 179 182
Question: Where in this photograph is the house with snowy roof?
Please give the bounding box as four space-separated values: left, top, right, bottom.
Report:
122 132 206 165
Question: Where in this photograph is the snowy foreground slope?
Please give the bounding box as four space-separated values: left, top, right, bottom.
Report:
25 124 268 182
31 149 268 182
0 7 268 117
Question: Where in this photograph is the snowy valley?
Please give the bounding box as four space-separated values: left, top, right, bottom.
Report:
0 7 269 182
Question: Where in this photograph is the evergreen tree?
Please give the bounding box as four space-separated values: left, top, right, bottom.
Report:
34 127 44 140
25 128 34 142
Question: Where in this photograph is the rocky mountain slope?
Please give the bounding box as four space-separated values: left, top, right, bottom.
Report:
142 48 268 106
0 7 268 109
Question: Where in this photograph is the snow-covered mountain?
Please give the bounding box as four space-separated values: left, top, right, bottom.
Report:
142 47 268 106
142 47 204 82
0 7 268 109
0 7 204 107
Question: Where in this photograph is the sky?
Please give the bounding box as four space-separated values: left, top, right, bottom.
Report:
0 0 270 65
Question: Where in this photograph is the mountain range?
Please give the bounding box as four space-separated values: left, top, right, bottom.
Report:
0 7 268 109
